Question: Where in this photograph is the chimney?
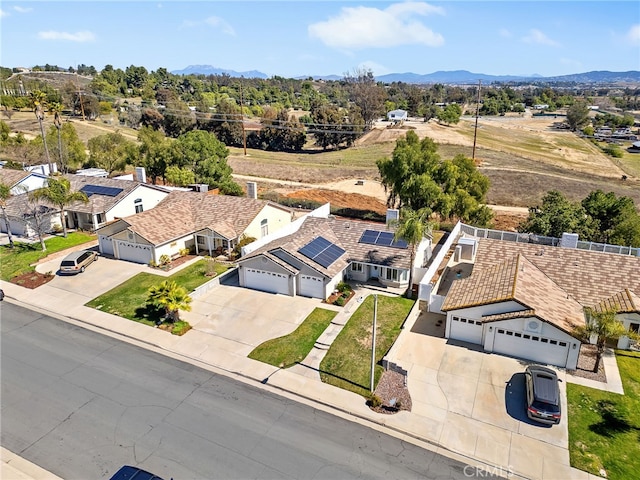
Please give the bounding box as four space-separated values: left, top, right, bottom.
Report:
246 181 258 199
386 208 399 225
135 166 146 183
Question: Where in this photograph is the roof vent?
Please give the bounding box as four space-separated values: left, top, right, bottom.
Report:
560 232 579 249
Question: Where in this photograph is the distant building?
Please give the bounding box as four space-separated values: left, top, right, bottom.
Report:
387 109 408 123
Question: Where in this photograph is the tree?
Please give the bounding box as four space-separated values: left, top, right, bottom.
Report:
573 309 627 373
392 208 434 298
581 190 640 246
343 68 386 130
29 90 52 171
436 103 462 125
518 190 595 239
24 193 54 251
30 177 88 237
169 130 241 194
88 132 137 174
147 280 192 323
163 99 196 138
49 102 65 171
0 181 17 248
140 108 165 131
566 101 590 131
137 127 170 184
165 165 195 187
377 131 492 226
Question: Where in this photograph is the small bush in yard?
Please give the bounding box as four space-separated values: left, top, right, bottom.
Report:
335 296 345 306
171 321 191 336
368 394 382 408
179 248 190 256
336 281 352 293
159 254 171 266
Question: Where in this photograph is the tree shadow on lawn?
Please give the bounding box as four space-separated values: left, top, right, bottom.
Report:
134 304 165 325
589 399 639 438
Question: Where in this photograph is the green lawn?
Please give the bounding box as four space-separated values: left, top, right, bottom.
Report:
248 308 337 368
85 260 227 326
0 232 96 280
567 350 640 479
319 295 415 398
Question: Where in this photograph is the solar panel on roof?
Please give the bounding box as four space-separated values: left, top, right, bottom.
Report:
359 229 408 249
298 236 345 268
80 184 123 197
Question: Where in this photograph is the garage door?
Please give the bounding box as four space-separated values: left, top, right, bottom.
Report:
244 268 290 295
493 328 570 367
449 316 483 344
299 275 324 298
116 241 153 264
99 235 114 256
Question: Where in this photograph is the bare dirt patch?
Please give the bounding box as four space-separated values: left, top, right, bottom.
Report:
10 271 54 289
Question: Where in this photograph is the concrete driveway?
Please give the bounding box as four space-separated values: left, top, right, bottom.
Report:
386 313 571 479
35 253 148 302
183 279 323 358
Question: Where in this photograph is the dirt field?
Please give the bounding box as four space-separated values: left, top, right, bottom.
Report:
4 108 640 230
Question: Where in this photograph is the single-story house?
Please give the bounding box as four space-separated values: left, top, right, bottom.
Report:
387 109 408 123
96 191 294 265
0 168 49 195
437 235 640 369
0 193 61 238
63 174 169 232
237 216 431 299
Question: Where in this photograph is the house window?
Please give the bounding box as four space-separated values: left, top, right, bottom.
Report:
96 213 104 224
134 199 143 214
351 263 363 272
260 219 268 237
630 323 640 333
385 268 399 281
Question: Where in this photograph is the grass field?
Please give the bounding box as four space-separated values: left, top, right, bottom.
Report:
567 351 640 480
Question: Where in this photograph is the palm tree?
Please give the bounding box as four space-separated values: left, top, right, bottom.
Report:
49 102 65 172
30 177 87 237
573 308 627 373
30 90 52 173
0 181 15 248
392 207 434 298
147 280 192 323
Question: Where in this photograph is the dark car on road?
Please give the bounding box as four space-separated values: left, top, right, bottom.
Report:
109 465 165 480
525 365 562 425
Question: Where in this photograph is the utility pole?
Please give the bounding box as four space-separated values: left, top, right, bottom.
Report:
76 73 86 121
472 79 482 161
240 80 247 156
370 294 378 393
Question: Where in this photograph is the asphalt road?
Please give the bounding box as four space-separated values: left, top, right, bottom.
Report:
1 302 479 480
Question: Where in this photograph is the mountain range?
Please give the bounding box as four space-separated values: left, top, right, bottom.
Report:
171 65 640 84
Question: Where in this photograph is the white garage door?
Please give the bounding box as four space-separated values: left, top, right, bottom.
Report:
493 328 570 367
244 268 290 295
116 241 153 264
99 235 114 256
299 275 324 298
449 316 483 345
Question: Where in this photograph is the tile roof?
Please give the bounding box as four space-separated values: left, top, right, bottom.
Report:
241 216 413 277
593 289 640 314
118 190 291 246
442 254 585 334
474 238 640 307
0 168 31 187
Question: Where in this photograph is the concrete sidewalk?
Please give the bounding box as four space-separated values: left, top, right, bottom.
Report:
0 279 605 480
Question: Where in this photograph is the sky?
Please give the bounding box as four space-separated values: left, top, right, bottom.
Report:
1 1 639 78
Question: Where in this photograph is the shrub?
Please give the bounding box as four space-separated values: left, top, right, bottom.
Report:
368 394 382 408
179 248 190 257
336 281 352 293
603 144 623 158
171 321 191 336
205 258 218 277
159 254 171 266
149 260 158 268
334 296 345 307
51 224 63 234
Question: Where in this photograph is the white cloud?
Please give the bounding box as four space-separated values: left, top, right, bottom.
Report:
627 24 640 46
522 29 559 47
499 28 512 38
0 9 9 17
181 16 235 35
37 30 96 42
308 2 445 50
13 6 33 13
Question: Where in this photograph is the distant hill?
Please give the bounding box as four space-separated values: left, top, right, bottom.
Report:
170 65 640 84
171 65 268 78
